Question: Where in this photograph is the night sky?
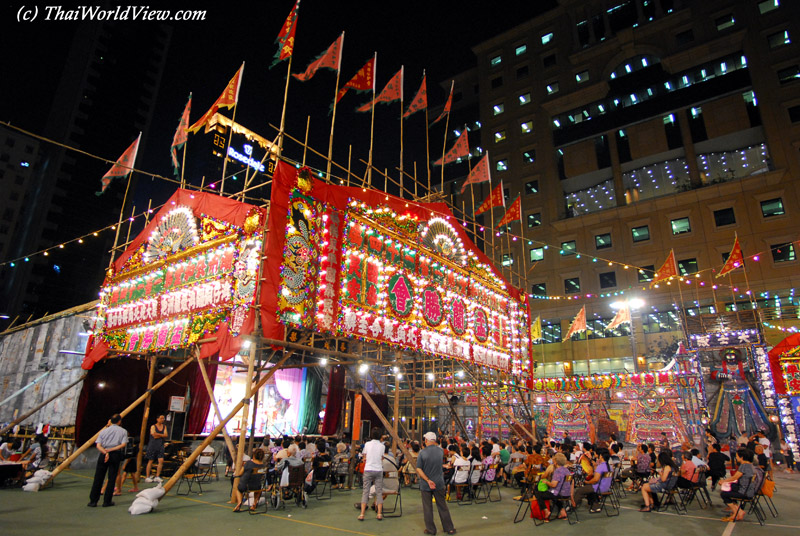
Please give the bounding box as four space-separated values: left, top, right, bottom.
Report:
1 0 556 315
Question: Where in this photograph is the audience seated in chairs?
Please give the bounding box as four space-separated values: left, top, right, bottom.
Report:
534 452 571 522
719 448 760 522
232 448 268 512
676 451 698 490
640 451 678 512
574 449 611 513
331 443 350 489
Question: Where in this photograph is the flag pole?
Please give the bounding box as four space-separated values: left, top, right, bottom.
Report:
439 81 454 194
326 32 345 182
108 132 141 270
367 52 377 188
221 62 245 196
413 161 418 199
277 55 294 157
180 135 188 189
346 144 352 186
399 65 405 198
302 115 311 166
424 84 431 195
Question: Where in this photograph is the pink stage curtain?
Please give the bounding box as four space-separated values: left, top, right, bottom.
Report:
274 367 303 433
186 359 218 434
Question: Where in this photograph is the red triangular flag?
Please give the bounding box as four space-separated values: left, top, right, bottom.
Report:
606 303 631 331
97 133 141 195
431 81 453 125
563 306 587 340
187 64 244 134
474 180 503 215
271 0 300 67
496 195 521 227
356 66 403 112
170 93 192 174
717 236 744 277
293 33 343 82
403 72 427 118
336 56 375 103
651 249 679 287
462 154 492 195
433 129 469 166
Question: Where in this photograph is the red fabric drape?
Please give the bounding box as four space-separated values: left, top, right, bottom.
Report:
321 365 345 436
185 358 218 434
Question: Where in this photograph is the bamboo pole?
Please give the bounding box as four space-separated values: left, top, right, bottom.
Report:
231 343 257 501
45 356 196 485
196 352 237 461
161 348 296 494
302 115 311 166
326 33 345 182
277 56 294 157
0 374 87 436
136 355 157 477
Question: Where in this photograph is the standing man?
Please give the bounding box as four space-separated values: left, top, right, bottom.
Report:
144 414 168 483
88 413 127 507
358 428 385 521
416 431 456 535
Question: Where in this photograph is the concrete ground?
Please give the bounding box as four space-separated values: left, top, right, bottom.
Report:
2 468 799 536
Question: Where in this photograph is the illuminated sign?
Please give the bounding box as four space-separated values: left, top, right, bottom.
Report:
227 144 265 172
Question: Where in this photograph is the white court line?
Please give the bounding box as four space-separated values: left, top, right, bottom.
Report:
619 505 800 530
721 521 736 536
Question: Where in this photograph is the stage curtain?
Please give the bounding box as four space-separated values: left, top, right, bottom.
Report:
321 366 345 436
274 367 303 433
186 359 218 434
299 369 322 435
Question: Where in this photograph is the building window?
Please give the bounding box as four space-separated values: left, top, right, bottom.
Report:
760 198 785 217
561 240 576 256
519 92 531 105
546 82 559 95
638 265 655 283
515 44 528 56
543 54 556 68
671 217 691 235
715 14 735 31
542 320 561 343
713 207 736 227
490 55 502 67
527 213 541 227
503 188 510 200
778 65 800 84
631 225 650 242
768 30 791 49
599 271 617 289
772 242 796 263
530 247 544 262
502 252 514 266
541 32 554 45
490 76 503 89
524 180 538 194
517 65 529 79
677 258 698 276
595 233 612 249
564 277 581 294
575 70 589 84
676 29 694 46
758 0 780 15
520 120 533 134
522 150 535 163
496 159 508 171
493 103 505 116
531 282 546 296
790 105 800 123
494 131 506 143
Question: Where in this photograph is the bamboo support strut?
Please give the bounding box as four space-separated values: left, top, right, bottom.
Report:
45 356 196 485
196 351 237 462
0 374 87 436
135 355 157 476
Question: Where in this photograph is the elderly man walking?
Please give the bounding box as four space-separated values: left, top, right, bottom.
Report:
416 431 456 535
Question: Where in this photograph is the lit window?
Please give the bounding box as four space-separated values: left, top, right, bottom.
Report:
595 233 612 249
691 106 702 118
494 131 506 143
677 258 698 276
490 55 502 66
630 93 638 103
670 217 691 235
546 83 559 95
642 57 649 67
519 92 532 105
525 180 539 194
531 282 546 296
493 103 505 115
530 247 544 262
760 198 785 217
772 242 796 263
599 271 617 289
502 252 514 266
560 240 576 256
527 213 541 227
778 65 800 84
715 14 735 31
768 30 791 49
564 277 581 294
720 62 727 73
631 225 650 242
758 0 780 15
576 70 589 83
553 119 561 128
541 32 554 45
625 64 632 73
516 44 528 56
522 150 535 164
638 265 655 282
521 121 533 134
496 160 508 171
663 114 675 124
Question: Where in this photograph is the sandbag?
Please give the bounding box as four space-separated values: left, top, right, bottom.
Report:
129 498 154 515
137 485 166 500
23 482 41 492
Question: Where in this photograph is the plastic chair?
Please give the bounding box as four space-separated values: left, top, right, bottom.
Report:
591 472 619 516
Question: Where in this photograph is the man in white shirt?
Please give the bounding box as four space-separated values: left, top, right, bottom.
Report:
358 428 385 520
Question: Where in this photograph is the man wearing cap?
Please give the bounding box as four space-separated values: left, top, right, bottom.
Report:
416 431 456 535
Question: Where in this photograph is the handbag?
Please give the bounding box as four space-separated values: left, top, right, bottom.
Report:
761 478 775 498
537 479 549 492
